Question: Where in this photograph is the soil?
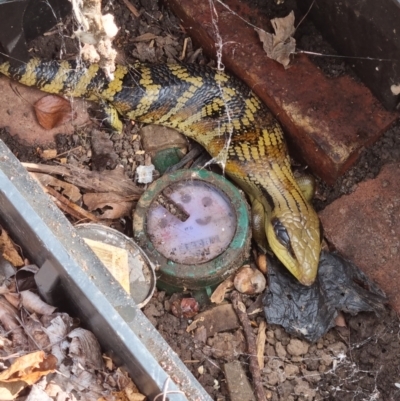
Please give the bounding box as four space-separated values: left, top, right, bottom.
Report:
1 0 400 400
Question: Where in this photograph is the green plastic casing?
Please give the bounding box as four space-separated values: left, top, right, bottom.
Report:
133 169 251 293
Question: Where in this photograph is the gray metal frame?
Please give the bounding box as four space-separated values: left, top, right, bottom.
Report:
0 140 212 401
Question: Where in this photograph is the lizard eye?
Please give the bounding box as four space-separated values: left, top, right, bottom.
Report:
271 218 295 258
272 218 290 247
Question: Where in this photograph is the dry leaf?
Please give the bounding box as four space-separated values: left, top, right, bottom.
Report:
83 192 134 219
132 32 158 42
210 276 234 304
34 95 75 129
26 384 53 401
68 328 104 370
255 11 296 68
42 315 70 364
0 351 57 400
31 173 82 203
23 314 52 350
3 292 19 309
0 227 24 267
0 298 28 346
20 290 57 315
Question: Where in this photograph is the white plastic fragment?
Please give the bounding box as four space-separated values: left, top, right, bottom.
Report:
136 164 155 184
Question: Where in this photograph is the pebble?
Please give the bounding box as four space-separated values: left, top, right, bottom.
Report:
319 351 333 366
277 381 294 399
305 355 319 371
274 327 283 341
265 371 280 386
275 341 287 358
284 364 299 378
266 330 276 345
287 339 310 356
301 368 321 384
328 341 348 356
294 379 316 399
265 344 276 357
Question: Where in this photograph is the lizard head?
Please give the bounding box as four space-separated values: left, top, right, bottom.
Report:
266 206 321 286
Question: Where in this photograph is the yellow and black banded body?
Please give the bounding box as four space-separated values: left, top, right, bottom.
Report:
0 58 321 285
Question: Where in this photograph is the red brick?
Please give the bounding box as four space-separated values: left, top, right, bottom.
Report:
166 0 398 184
0 76 89 146
319 163 400 312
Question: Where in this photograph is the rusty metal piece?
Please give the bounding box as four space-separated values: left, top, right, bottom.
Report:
166 0 398 184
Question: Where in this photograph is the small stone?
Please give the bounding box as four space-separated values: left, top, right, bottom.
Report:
294 379 316 399
318 364 327 373
319 351 333 366
265 344 276 357
274 328 283 341
328 341 348 356
284 364 299 378
287 339 309 356
140 124 188 156
316 340 324 349
266 330 275 345
277 381 294 399
305 355 319 371
301 368 321 384
275 341 287 358
265 371 279 386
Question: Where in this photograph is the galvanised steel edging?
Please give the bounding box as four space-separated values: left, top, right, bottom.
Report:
0 140 212 401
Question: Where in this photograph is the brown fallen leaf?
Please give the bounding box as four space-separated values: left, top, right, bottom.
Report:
0 226 24 267
68 328 104 370
19 290 57 315
83 192 135 219
34 95 75 129
210 276 234 304
255 11 296 68
0 298 29 349
31 173 82 202
0 351 57 400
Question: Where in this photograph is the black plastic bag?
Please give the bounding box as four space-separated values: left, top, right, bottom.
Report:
263 251 387 342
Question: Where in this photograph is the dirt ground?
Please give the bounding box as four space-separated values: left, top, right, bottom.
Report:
1 0 400 400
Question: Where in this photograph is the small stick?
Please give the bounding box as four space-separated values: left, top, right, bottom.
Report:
180 37 189 60
46 186 99 222
120 0 140 18
231 290 266 401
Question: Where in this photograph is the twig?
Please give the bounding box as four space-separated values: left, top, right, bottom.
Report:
45 186 99 222
231 290 266 401
120 0 140 18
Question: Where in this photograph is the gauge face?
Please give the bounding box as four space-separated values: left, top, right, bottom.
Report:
146 180 237 265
